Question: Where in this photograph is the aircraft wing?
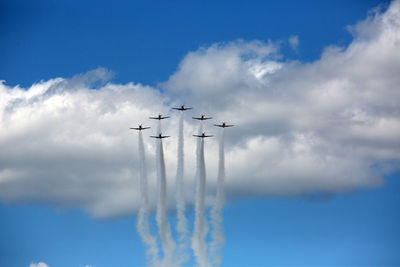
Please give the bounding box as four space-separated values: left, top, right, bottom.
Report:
192 117 201 120
149 117 158 120
160 135 170 138
203 135 213 137
203 117 212 120
225 124 234 127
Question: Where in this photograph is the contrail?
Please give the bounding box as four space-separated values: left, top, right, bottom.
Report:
156 136 176 266
137 131 159 266
175 111 189 263
191 122 210 267
209 128 226 266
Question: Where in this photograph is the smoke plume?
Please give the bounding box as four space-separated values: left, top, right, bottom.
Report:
209 128 226 266
136 131 159 266
156 137 176 266
175 111 190 263
191 122 210 267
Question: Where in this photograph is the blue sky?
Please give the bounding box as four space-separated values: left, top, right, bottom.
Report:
1 174 400 266
1 0 400 267
1 0 382 87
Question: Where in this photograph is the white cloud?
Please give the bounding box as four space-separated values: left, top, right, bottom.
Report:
30 262 49 267
288 35 299 51
1 1 400 218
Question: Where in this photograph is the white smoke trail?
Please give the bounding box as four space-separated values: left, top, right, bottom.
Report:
137 131 159 266
156 137 176 266
157 120 161 135
175 111 189 263
196 122 203 149
209 128 226 266
191 122 210 267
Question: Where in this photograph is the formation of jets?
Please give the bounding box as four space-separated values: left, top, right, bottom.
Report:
130 105 234 138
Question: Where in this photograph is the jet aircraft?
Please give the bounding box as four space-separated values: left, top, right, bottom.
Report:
150 114 170 120
192 115 212 120
214 122 234 128
172 105 193 111
193 132 213 138
130 124 151 131
150 133 170 139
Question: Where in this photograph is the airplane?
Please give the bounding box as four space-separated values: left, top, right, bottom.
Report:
172 105 193 111
192 114 212 120
149 114 170 120
193 132 213 138
150 133 171 139
130 124 151 131
214 122 234 128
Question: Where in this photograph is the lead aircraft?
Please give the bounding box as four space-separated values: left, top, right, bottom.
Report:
172 105 193 111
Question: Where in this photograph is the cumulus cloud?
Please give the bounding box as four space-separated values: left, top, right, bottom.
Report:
1 1 400 218
30 262 49 267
